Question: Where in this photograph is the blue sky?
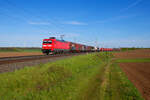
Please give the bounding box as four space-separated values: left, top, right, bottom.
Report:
0 0 150 48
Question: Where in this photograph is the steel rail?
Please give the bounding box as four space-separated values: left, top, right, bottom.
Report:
0 53 81 65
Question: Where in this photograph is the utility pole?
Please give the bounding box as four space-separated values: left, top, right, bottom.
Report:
95 38 99 52
60 35 65 40
74 37 77 43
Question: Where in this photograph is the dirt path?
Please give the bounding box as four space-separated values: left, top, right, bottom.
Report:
79 61 110 100
119 63 150 100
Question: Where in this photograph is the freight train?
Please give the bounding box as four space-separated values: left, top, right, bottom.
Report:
100 48 121 52
42 37 97 55
42 37 120 55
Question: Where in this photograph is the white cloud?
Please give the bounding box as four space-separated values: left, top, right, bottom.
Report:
121 0 143 12
28 21 50 25
64 21 87 25
97 0 143 24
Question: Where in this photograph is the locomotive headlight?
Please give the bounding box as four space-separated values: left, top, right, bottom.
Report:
43 45 47 47
48 45 52 47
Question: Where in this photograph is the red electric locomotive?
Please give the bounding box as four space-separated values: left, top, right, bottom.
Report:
42 37 70 55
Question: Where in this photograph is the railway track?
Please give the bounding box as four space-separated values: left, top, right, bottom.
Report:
0 53 82 65
0 53 85 73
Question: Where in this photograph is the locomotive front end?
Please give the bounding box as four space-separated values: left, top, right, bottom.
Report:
42 39 54 55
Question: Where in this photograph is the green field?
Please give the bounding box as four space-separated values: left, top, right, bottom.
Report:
116 58 150 63
0 53 144 100
120 47 150 51
0 47 41 52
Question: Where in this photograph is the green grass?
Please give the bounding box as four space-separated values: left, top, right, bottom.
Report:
0 52 144 100
120 47 150 51
0 47 41 52
0 53 106 100
102 62 144 100
116 58 150 63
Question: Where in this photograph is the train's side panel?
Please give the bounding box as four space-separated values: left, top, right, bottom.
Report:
69 42 75 52
69 42 87 53
54 41 69 50
75 44 80 52
100 48 116 52
75 44 85 52
86 46 94 52
53 40 70 53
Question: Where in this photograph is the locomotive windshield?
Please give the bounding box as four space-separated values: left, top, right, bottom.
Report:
43 40 52 44
47 40 52 44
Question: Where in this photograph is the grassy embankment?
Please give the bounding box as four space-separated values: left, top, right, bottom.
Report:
0 52 144 100
0 47 41 52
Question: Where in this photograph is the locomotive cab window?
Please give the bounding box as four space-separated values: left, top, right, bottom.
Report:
47 40 52 44
43 40 52 44
43 41 48 44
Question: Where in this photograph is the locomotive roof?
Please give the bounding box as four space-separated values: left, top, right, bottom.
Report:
43 39 67 42
56 39 67 42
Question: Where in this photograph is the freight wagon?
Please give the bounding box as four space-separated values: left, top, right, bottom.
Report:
42 37 95 55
